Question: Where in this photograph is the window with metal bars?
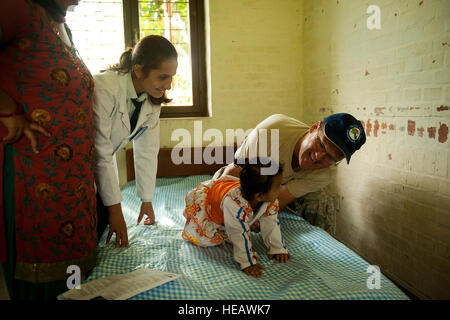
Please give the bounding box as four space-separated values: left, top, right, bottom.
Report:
124 0 207 117
67 0 207 118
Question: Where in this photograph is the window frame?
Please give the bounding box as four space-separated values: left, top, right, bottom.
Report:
123 0 208 118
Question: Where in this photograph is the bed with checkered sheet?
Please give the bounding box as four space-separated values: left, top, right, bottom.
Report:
86 175 409 300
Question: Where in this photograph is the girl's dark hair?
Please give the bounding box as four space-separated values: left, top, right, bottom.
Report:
105 35 178 105
234 158 283 201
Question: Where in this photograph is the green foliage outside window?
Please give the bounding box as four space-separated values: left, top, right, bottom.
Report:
138 1 193 106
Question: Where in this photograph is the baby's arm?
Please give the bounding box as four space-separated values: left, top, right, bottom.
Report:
259 205 290 261
222 197 259 274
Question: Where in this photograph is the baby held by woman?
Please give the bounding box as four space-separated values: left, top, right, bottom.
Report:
182 158 291 278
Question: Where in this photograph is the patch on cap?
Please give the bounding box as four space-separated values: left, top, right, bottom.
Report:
347 125 362 142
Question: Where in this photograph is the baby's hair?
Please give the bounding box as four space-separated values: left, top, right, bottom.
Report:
234 157 283 201
103 35 178 105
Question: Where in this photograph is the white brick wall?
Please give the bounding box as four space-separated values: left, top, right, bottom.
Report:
303 0 450 299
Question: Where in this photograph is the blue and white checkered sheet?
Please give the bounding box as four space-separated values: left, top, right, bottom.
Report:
86 175 409 300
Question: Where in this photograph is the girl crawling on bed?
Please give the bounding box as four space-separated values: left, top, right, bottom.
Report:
182 158 291 278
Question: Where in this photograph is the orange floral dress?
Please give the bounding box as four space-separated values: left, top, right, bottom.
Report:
182 178 288 269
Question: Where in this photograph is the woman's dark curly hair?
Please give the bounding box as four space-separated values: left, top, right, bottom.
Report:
234 157 283 201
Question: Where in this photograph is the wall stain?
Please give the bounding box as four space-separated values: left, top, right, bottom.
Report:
438 123 448 143
427 127 436 139
374 120 380 137
417 127 424 137
366 119 372 136
357 117 446 143
437 105 449 112
408 120 416 136
381 122 387 134
374 107 385 116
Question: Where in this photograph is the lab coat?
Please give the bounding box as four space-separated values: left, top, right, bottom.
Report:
93 71 161 206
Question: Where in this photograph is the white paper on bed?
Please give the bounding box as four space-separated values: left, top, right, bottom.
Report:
58 268 180 300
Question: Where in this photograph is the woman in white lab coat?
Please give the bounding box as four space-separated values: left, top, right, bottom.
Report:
93 35 178 247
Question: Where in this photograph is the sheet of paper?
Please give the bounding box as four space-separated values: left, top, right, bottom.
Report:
58 268 180 300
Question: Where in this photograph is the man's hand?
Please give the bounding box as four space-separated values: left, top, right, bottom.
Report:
138 201 155 225
242 263 264 278
106 204 129 248
223 163 242 178
278 185 296 211
268 253 292 263
250 221 261 233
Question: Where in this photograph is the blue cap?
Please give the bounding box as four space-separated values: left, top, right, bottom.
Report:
323 113 366 164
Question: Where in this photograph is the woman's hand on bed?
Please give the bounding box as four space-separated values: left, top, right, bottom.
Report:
268 253 291 263
138 202 155 226
242 264 264 278
106 204 129 248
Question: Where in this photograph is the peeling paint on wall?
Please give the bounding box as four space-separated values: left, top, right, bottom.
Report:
374 120 380 137
438 123 449 143
417 127 424 137
381 122 387 134
366 119 372 136
408 120 416 136
427 127 436 139
374 107 385 116
357 118 447 144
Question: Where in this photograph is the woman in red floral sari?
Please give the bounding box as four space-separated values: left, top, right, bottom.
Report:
0 0 97 299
